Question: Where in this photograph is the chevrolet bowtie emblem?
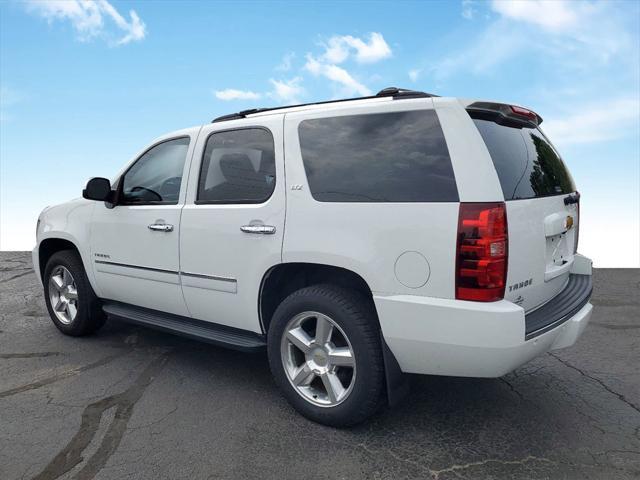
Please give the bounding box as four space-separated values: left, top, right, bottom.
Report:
566 215 574 231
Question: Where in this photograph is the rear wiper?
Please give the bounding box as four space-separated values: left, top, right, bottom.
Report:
564 192 580 205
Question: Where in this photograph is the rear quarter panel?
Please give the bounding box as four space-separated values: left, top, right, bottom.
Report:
434 98 503 202
282 98 501 298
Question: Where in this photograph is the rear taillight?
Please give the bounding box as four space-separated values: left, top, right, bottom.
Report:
456 202 508 302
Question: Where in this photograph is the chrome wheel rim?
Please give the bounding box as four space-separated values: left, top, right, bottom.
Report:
48 266 78 325
281 311 356 407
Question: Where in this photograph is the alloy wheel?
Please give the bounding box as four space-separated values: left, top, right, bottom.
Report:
281 311 356 407
48 266 79 325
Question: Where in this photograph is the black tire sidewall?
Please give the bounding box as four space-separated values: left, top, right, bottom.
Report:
43 250 104 336
268 284 384 427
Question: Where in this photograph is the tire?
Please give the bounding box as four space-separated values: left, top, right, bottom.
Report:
268 284 384 427
43 249 106 336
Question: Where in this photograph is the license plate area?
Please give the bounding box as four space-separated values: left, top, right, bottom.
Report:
544 211 576 282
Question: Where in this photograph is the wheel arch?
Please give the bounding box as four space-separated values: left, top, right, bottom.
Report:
258 262 409 407
258 262 374 334
38 236 88 282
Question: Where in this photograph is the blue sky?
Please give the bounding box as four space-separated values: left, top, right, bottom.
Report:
1 0 639 266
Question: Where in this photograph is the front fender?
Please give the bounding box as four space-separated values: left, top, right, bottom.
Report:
36 200 98 292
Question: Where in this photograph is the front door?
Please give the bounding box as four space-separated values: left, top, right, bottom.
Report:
180 117 286 333
90 135 195 316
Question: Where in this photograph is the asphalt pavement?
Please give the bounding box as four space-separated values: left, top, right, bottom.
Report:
1 251 638 480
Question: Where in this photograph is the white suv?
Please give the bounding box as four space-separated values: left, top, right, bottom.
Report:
34 88 593 426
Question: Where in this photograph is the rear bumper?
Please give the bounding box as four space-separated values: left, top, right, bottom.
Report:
375 271 593 378
525 273 592 339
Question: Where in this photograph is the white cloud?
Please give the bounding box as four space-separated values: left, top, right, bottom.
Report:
98 1 145 45
304 55 371 96
321 32 392 64
490 0 579 31
433 1 636 80
214 89 262 101
408 69 421 82
214 78 303 105
488 0 633 63
343 33 392 64
300 32 390 97
276 52 295 71
212 32 388 105
543 98 640 146
323 36 350 64
25 0 146 45
431 21 529 79
269 77 304 104
462 0 477 20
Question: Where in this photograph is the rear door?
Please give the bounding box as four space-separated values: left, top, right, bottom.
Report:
179 116 285 333
471 114 579 312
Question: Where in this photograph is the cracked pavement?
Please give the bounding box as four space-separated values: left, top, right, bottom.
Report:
1 251 638 479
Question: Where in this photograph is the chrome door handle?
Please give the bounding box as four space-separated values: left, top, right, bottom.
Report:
240 225 276 235
148 224 174 232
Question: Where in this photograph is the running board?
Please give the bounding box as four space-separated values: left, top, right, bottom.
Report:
102 302 266 352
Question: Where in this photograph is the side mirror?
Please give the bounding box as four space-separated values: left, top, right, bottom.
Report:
83 177 112 202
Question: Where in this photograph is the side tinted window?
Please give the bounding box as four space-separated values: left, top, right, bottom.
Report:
473 119 576 200
298 110 458 202
122 137 190 204
197 128 276 204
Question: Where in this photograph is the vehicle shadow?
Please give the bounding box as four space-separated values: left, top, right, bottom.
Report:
5 297 631 480
97 317 606 469
3 258 634 479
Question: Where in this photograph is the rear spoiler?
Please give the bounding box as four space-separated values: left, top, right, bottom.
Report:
466 101 543 128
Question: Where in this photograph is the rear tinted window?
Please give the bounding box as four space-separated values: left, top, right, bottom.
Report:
473 119 575 200
197 128 275 204
298 110 458 202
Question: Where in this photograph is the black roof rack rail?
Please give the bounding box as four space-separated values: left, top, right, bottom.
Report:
211 87 438 123
211 108 271 123
375 87 438 99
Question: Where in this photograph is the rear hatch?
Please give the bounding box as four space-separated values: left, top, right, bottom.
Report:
468 102 579 313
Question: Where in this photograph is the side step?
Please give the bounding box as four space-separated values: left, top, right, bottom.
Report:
103 302 266 352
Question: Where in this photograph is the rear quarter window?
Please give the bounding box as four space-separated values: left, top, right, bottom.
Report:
472 118 576 200
298 110 458 202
